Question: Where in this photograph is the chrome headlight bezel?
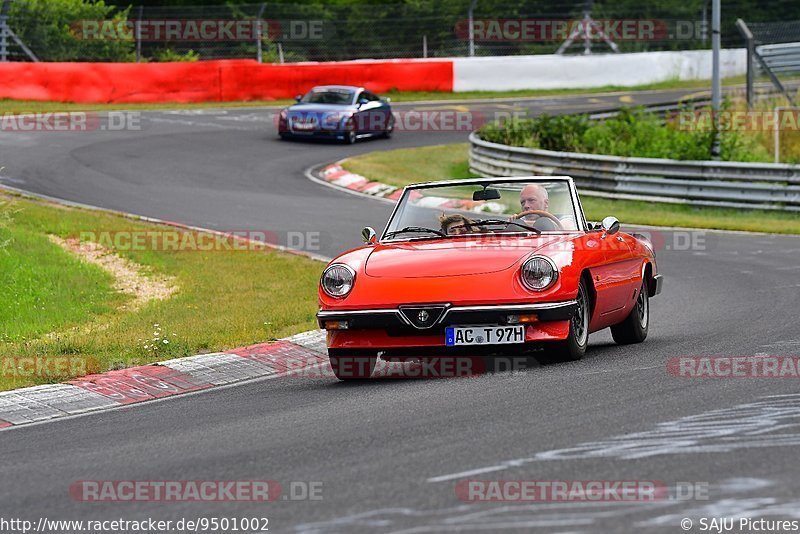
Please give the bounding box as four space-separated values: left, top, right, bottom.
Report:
321 263 356 298
520 255 558 291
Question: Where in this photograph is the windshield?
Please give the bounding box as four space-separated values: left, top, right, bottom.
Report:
383 180 582 240
301 89 355 105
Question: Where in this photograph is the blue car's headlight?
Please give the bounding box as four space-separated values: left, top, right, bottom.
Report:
321 112 349 128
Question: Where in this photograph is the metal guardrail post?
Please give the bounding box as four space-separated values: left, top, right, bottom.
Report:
467 0 477 57
0 0 37 61
256 3 266 63
710 0 721 159
737 18 796 107
0 0 9 62
0 14 7 62
773 106 800 163
135 5 143 63
735 19 755 109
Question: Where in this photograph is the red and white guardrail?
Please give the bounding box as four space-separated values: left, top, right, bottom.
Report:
0 50 744 104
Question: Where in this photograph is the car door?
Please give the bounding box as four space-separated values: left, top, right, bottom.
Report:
355 91 387 134
588 230 642 329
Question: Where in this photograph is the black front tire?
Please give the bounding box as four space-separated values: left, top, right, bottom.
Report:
343 126 357 144
382 119 395 139
329 350 376 380
611 279 649 344
544 278 590 363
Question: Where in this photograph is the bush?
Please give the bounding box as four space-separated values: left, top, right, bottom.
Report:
151 49 200 62
478 105 777 163
9 0 134 62
479 113 589 151
582 107 716 160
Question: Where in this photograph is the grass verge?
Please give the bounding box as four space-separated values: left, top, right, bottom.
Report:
341 144 800 234
0 191 323 391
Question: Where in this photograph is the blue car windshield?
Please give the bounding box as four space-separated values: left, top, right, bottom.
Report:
301 89 354 105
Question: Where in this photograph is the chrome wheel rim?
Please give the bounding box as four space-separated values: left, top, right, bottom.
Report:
573 285 589 346
636 284 649 328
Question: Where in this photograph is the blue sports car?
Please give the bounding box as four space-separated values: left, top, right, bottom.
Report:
277 85 395 144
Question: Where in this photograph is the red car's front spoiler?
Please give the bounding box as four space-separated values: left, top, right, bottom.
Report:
319 301 576 352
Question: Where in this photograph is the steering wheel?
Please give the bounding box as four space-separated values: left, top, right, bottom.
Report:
513 210 564 230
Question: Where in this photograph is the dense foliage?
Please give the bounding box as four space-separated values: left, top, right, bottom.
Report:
8 0 799 62
9 0 134 61
478 107 774 162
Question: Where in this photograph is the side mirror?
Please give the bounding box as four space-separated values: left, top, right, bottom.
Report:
362 226 377 244
382 97 391 104
600 216 620 237
295 95 302 103
358 98 369 107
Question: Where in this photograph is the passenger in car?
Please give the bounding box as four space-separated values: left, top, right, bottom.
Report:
439 213 478 235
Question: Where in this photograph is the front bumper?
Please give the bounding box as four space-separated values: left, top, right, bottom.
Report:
280 129 347 140
650 274 664 296
317 301 577 332
318 301 577 353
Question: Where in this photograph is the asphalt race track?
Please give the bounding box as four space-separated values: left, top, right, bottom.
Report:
2 88 800 533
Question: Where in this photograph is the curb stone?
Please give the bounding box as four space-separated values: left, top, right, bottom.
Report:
0 330 328 430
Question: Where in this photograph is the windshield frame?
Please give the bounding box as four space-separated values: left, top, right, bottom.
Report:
379 177 588 243
300 88 356 106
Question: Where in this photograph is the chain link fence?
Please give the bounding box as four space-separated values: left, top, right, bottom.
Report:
3 0 800 63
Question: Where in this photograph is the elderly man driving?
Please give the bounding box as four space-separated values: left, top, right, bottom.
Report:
517 184 561 231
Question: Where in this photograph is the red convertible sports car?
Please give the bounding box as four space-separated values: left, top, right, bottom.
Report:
317 176 663 380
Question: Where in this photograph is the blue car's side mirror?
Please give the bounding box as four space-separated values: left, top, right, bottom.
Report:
358 98 369 107
295 95 302 103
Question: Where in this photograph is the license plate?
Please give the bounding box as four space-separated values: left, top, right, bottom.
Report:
445 325 525 346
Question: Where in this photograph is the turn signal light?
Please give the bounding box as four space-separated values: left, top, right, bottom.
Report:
507 314 538 324
324 320 349 330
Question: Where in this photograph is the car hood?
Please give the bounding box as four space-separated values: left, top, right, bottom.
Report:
364 235 573 278
286 103 355 114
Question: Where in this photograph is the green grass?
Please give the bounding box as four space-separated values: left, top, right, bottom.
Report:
342 143 800 234
580 196 800 234
343 144 473 188
385 75 759 102
0 74 775 114
0 214 121 343
0 192 324 391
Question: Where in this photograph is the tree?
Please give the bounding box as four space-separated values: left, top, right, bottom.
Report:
9 0 135 61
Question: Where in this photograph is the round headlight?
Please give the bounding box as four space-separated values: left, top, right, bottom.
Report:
321 264 356 298
520 256 558 291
